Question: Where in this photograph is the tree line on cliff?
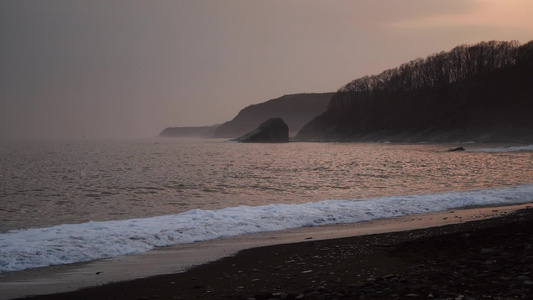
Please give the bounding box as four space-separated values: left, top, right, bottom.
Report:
296 40 533 142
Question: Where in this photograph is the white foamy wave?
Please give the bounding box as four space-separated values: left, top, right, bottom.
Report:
1 184 533 273
472 145 533 153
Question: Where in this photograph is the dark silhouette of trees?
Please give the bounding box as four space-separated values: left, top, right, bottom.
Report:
296 40 533 142
330 41 525 109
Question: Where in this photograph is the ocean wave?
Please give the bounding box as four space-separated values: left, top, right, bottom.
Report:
472 145 533 153
1 184 533 273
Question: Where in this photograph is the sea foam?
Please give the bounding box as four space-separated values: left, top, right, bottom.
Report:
473 144 533 153
1 184 533 273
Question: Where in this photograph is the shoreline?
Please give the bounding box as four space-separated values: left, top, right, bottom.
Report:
1 203 532 300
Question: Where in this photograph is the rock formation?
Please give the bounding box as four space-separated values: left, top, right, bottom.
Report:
234 118 289 143
448 147 465 152
214 93 333 138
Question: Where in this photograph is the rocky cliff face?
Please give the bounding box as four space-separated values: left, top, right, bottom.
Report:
214 93 333 138
234 118 289 143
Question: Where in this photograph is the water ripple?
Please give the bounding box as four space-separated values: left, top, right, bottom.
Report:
0 139 531 232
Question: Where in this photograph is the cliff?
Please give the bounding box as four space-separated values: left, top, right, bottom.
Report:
159 125 219 138
296 40 533 143
214 93 333 138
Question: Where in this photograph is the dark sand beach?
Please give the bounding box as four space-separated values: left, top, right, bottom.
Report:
15 204 533 300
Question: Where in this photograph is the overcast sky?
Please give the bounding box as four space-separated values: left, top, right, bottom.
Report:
1 0 532 138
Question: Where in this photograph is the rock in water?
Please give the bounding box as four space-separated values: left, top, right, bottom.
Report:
234 118 289 143
448 147 465 152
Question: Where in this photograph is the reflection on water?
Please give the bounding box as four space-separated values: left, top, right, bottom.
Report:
0 138 531 232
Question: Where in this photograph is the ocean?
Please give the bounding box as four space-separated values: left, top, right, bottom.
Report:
0 138 532 273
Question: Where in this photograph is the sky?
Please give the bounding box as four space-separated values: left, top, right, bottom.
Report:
1 0 532 138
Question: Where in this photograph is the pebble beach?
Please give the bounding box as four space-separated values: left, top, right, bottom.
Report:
14 204 533 300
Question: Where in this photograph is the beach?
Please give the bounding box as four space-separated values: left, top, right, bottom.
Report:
4 203 532 300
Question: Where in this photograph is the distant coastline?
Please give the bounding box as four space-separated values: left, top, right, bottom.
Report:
160 40 532 144
159 93 332 139
158 125 219 138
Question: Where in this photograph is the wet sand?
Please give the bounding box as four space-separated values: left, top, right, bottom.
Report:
2 203 532 300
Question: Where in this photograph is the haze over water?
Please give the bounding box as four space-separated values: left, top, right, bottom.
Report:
1 138 531 233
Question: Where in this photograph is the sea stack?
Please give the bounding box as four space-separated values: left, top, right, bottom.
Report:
234 118 289 143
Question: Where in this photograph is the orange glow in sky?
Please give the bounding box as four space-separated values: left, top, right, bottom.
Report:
395 0 533 34
1 0 532 138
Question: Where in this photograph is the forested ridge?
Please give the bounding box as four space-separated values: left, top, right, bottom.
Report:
296 40 533 142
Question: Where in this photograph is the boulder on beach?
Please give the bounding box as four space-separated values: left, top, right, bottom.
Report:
234 118 289 143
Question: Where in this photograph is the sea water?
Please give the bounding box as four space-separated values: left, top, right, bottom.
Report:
0 138 532 273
